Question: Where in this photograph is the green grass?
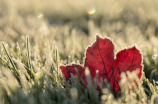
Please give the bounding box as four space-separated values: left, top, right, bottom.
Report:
1 0 158 103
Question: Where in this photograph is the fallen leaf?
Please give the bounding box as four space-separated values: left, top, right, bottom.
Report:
60 35 143 95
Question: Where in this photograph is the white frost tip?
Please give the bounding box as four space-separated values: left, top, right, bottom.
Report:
85 68 90 75
70 87 78 100
96 70 99 74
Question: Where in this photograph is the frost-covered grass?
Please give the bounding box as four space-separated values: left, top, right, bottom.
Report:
1 0 158 103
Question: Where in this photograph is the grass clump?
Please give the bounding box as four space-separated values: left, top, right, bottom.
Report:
0 35 157 104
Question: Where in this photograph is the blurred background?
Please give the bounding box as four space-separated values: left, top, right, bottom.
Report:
1 0 158 81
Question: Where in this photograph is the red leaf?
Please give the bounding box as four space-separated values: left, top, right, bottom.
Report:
113 47 142 81
84 36 118 92
84 36 114 83
60 64 85 82
60 35 143 95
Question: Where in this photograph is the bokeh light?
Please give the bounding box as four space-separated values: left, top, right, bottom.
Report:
38 14 43 18
87 7 96 14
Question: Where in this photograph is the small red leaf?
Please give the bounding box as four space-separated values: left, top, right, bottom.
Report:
60 64 85 81
113 47 142 80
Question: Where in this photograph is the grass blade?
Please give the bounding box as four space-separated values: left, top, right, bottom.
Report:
2 43 19 76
